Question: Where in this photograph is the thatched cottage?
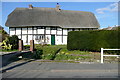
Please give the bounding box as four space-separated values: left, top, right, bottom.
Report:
5 4 100 45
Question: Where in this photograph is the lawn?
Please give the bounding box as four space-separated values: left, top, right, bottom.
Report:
34 45 101 62
54 46 100 62
34 45 65 60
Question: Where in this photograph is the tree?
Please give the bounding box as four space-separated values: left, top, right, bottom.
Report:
0 37 12 50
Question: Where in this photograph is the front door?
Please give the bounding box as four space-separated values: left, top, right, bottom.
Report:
51 35 55 45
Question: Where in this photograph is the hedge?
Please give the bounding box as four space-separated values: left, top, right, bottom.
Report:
67 30 120 52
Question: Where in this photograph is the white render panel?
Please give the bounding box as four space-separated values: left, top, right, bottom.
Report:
34 27 37 34
22 35 27 45
28 28 32 34
18 35 21 39
38 29 44 34
63 36 67 44
46 30 50 34
16 28 21 35
45 35 51 44
51 30 56 34
10 28 15 36
22 28 27 34
57 31 62 35
46 27 50 34
34 30 37 34
56 36 62 45
34 35 38 44
28 35 32 43
63 29 67 35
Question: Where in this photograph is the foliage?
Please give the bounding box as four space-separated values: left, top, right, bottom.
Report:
33 49 43 59
42 54 54 60
9 35 19 49
0 29 7 34
67 30 120 52
55 47 93 60
0 35 19 50
0 37 12 50
0 29 8 41
2 29 7 34
35 45 64 60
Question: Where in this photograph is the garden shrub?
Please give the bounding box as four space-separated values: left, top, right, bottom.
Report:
67 30 120 52
33 49 43 59
9 35 19 50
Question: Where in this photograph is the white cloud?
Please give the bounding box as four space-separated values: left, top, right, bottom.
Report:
96 3 118 14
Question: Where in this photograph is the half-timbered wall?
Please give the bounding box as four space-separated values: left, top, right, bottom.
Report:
9 26 98 45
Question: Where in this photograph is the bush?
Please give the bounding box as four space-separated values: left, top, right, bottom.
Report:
33 49 43 59
9 35 19 49
67 30 120 52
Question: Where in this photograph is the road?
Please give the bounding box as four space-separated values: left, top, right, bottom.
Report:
1 61 119 78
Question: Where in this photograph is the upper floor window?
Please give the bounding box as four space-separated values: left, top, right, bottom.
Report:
38 27 44 29
74 29 79 31
34 27 37 30
57 28 62 31
10 28 15 31
46 27 50 30
51 27 57 30
67 29 72 31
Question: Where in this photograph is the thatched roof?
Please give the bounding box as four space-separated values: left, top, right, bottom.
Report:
5 6 100 28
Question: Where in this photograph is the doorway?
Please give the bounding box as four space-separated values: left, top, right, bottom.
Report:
51 35 55 45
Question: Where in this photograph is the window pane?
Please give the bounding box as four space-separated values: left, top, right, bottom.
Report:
57 28 62 31
51 27 56 30
38 27 44 29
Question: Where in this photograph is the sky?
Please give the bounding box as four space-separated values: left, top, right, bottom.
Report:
0 2 119 33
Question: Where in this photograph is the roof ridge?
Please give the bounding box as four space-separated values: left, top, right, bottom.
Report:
15 7 91 13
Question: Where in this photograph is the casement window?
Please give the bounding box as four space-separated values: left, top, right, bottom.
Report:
57 28 62 31
81 28 85 30
10 28 15 31
67 29 72 31
74 29 79 31
35 35 45 40
46 27 50 30
72 28 75 31
38 27 44 29
34 27 37 30
51 27 57 30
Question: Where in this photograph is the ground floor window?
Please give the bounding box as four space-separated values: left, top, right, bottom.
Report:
35 35 45 40
35 35 45 44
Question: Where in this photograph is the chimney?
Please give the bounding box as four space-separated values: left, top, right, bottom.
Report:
56 3 61 11
29 4 33 9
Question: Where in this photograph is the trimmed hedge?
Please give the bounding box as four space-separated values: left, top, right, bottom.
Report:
67 30 120 52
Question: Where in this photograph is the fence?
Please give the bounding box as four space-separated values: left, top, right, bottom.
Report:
101 48 120 63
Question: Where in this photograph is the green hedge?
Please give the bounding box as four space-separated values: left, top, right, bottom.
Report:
67 30 120 52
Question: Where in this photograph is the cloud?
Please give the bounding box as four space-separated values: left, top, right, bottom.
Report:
96 3 118 14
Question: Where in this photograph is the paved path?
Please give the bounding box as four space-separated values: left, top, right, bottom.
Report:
0 51 30 68
1 61 119 78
